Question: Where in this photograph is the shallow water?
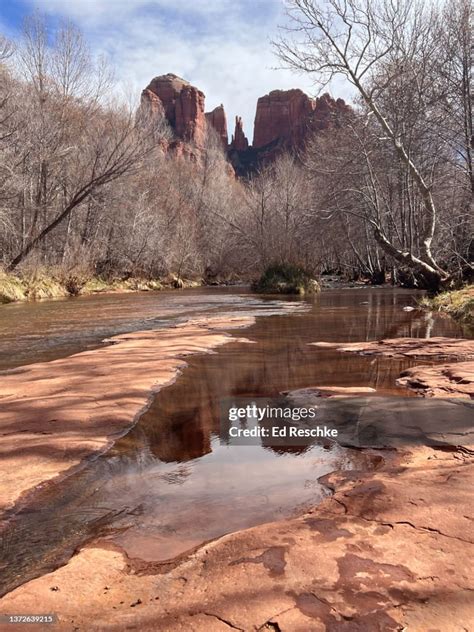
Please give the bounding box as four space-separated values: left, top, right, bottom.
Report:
0 286 465 595
0 287 301 371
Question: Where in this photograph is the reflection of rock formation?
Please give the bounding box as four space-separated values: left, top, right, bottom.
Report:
126 291 453 464
139 400 213 463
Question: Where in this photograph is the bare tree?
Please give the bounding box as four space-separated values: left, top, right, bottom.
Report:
4 16 148 271
276 0 471 288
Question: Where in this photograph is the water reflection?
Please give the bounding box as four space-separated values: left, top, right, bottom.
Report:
0 287 466 596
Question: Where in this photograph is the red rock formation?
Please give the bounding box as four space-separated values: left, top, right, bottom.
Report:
230 116 249 151
205 105 228 147
253 89 349 150
143 73 206 146
139 75 349 175
253 89 314 149
312 93 351 132
139 87 165 121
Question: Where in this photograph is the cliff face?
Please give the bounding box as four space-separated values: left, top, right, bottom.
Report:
253 89 315 149
252 89 350 152
205 105 228 147
140 87 165 120
143 73 207 146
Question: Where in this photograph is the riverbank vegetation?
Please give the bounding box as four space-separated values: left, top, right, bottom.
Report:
276 0 473 291
0 1 472 294
420 286 474 327
252 263 320 295
0 268 198 304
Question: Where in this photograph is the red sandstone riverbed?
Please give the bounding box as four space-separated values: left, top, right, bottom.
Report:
0 315 255 516
0 289 472 630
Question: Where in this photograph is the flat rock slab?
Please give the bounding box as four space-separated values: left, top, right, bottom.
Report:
285 386 377 405
329 397 474 448
312 336 474 360
398 360 474 398
0 316 254 516
1 445 472 631
311 337 474 398
2 335 473 628
275 396 474 449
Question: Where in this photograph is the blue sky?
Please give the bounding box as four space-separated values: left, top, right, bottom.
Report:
0 0 350 141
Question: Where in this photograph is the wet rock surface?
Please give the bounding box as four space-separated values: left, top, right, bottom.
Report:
311 336 474 361
313 337 474 399
0 316 254 516
1 324 473 629
397 360 474 398
2 443 472 631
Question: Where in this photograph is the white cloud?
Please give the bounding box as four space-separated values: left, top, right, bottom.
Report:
22 0 354 142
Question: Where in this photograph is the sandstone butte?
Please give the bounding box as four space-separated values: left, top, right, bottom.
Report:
145 73 206 145
205 104 228 147
137 73 350 171
252 89 350 151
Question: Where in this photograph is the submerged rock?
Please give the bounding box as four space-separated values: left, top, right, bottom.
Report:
311 336 474 398
285 386 376 405
311 337 474 361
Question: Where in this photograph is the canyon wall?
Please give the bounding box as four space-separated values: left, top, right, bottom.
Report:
253 90 350 150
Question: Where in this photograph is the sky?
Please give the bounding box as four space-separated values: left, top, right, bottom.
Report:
0 0 352 143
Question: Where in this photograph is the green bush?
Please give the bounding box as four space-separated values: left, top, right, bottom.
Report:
252 263 320 295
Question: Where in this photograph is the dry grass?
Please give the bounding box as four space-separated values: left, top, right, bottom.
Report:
420 285 474 326
0 269 193 305
0 271 27 303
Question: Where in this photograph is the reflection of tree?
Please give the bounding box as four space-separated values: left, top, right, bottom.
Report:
160 465 192 485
